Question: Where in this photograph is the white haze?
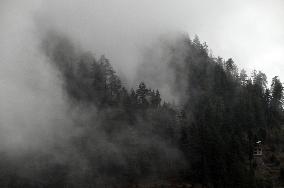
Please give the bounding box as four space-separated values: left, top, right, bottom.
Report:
32 0 284 82
0 0 284 151
0 0 75 155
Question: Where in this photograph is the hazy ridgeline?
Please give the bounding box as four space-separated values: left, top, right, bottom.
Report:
1 1 284 188
0 27 283 187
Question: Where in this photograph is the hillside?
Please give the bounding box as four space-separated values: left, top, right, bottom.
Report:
0 33 283 188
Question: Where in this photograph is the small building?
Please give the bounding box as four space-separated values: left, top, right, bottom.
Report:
253 140 263 156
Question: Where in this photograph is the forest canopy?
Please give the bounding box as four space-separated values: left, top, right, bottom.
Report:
1 33 283 188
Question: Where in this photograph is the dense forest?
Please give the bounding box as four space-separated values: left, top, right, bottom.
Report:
1 33 284 188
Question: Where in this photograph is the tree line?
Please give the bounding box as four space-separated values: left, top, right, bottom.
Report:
0 33 283 187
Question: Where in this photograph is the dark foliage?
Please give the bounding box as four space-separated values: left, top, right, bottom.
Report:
2 33 283 188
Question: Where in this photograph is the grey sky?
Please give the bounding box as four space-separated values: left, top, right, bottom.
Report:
1 0 284 83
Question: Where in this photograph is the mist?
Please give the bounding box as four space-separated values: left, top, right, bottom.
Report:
0 0 193 152
1 0 284 187
0 0 70 153
0 1 187 186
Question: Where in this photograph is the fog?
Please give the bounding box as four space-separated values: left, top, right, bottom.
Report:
0 0 69 153
0 0 284 186
0 1 188 185
1 0 283 155
2 0 283 92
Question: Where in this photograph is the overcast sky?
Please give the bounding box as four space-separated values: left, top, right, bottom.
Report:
1 0 284 83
